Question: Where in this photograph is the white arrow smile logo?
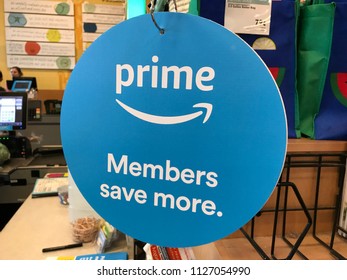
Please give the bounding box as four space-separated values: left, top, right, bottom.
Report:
116 99 213 125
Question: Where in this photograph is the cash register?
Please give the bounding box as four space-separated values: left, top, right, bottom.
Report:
0 91 66 230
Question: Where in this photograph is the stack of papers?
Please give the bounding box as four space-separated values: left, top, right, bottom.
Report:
32 176 68 198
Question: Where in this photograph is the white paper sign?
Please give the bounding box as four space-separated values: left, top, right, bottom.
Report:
224 0 272 35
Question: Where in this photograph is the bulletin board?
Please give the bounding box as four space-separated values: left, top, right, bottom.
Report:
3 0 126 70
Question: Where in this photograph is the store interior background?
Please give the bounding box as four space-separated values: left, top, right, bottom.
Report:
0 0 346 260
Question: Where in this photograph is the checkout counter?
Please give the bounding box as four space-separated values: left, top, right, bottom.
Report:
0 108 140 259
0 111 66 230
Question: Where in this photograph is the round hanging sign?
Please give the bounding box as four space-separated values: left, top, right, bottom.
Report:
61 12 287 247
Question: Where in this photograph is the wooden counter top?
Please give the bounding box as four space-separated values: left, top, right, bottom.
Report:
0 196 130 260
287 138 347 153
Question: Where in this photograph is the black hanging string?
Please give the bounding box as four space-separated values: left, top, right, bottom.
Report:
150 0 178 35
150 0 165 34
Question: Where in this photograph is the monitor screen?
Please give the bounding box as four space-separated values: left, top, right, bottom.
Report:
11 80 32 92
0 92 27 130
7 77 38 91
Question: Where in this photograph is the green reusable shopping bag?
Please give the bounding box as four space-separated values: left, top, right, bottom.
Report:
297 0 336 138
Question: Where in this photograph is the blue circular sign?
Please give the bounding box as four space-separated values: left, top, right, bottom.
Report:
61 12 287 247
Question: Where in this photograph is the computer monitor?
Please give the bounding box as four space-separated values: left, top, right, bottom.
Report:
0 92 27 131
11 80 32 92
6 77 38 91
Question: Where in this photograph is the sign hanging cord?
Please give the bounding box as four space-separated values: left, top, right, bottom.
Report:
150 0 178 35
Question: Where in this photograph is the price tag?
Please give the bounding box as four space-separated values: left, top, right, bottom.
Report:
224 0 272 35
